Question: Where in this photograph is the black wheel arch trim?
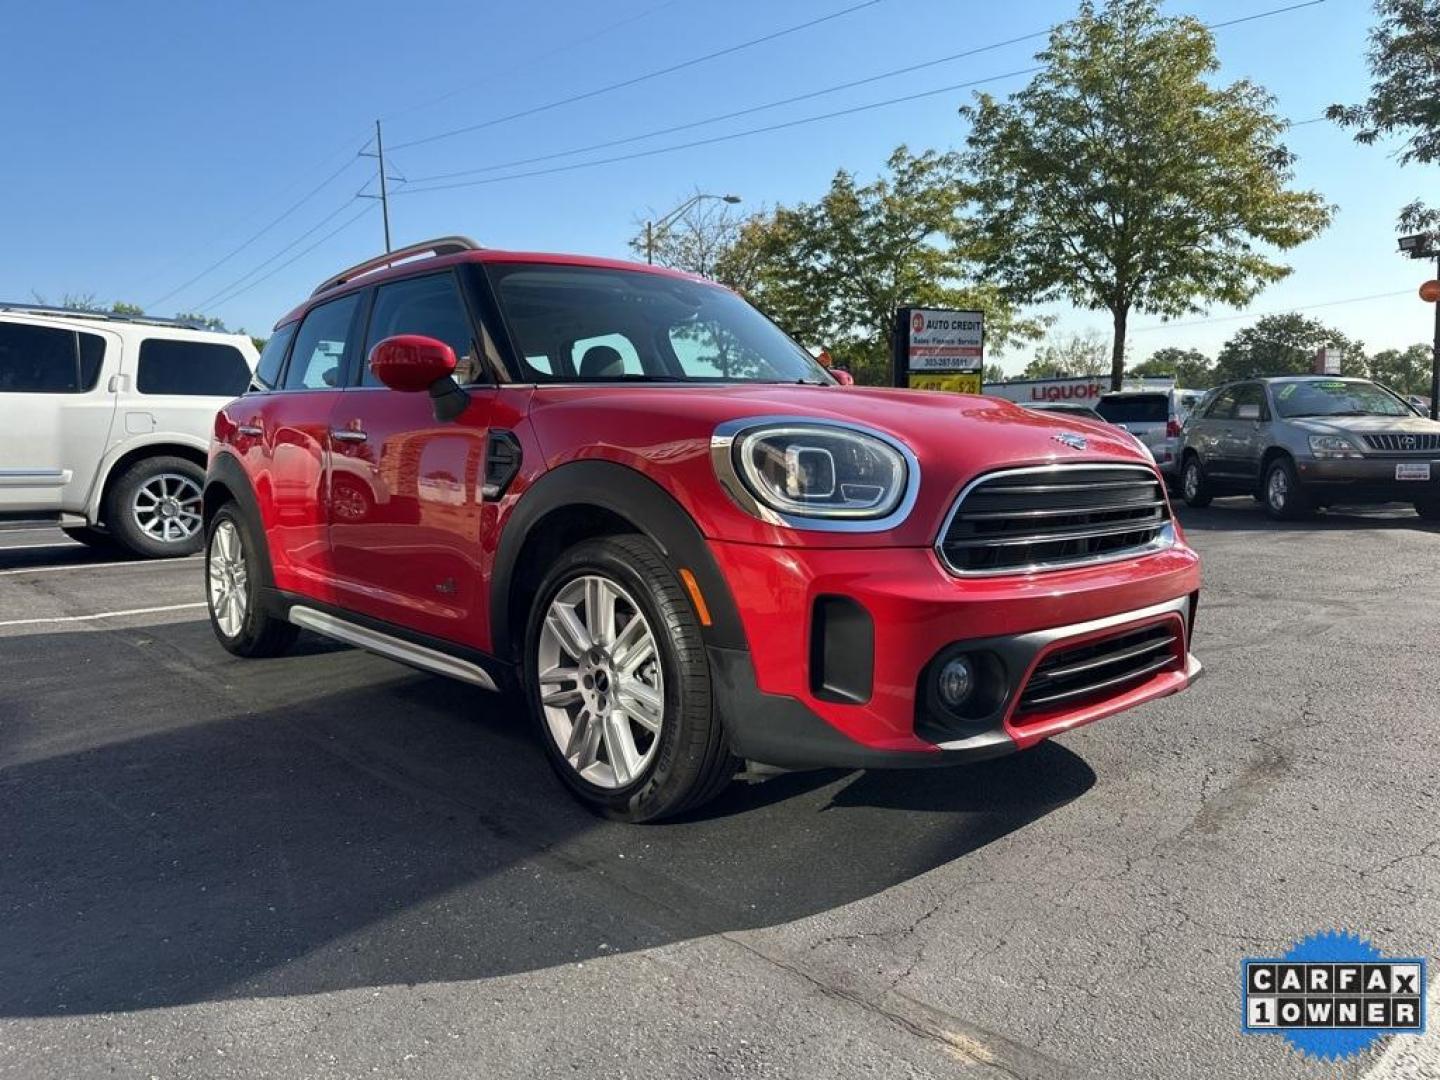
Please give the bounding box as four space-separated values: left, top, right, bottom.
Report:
204 451 277 591
490 460 748 660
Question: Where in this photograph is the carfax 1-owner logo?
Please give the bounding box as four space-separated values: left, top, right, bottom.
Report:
1242 930 1428 1061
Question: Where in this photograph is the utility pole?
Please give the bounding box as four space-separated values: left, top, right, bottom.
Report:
645 221 654 265
375 120 392 254
1431 251 1439 421
1399 233 1440 420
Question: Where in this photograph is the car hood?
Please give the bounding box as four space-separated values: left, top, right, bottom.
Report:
525 383 1157 547
1287 414 1440 436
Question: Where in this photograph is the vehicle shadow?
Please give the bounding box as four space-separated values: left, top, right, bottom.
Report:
1174 498 1435 533
0 619 1094 1018
0 531 149 572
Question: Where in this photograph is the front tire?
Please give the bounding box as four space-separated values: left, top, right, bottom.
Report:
106 455 206 557
524 534 737 822
1263 456 1311 521
1181 455 1212 508
206 504 298 658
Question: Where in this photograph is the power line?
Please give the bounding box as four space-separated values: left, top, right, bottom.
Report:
389 0 888 151
1129 289 1413 334
207 203 378 314
147 145 369 310
395 0 1330 196
407 29 1055 185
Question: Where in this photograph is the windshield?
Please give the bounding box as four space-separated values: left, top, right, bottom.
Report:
1273 379 1411 419
486 263 832 385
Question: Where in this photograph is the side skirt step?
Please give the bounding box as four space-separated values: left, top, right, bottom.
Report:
287 604 498 692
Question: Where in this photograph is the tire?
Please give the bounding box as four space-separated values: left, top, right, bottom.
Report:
1415 498 1440 522
105 455 206 557
1263 455 1311 521
1180 455 1212 508
205 504 299 658
61 526 118 550
524 534 738 823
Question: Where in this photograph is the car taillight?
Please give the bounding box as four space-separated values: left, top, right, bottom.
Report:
1166 418 1183 438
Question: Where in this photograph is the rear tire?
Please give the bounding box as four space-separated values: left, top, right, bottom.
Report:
1181 455 1212 508
206 504 298 658
106 455 206 557
1263 456 1311 521
524 534 738 823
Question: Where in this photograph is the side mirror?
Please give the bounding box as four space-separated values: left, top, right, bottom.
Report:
369 334 469 421
832 369 855 386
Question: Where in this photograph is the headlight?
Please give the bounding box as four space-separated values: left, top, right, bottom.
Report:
1307 435 1363 459
714 420 915 524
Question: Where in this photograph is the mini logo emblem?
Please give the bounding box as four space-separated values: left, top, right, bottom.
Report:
1052 432 1088 450
1401 435 1417 450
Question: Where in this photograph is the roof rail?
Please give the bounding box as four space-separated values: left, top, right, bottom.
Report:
311 236 482 297
0 302 220 331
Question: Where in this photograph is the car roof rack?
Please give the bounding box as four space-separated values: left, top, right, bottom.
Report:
311 236 481 297
0 302 218 331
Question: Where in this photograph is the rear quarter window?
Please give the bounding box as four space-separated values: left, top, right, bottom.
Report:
137 339 251 397
1097 395 1168 424
253 324 296 390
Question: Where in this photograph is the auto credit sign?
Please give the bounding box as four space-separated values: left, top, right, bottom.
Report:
893 306 984 394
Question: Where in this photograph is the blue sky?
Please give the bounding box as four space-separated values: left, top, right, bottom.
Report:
2 0 1432 373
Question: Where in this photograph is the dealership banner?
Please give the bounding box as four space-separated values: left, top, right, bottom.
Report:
892 306 984 394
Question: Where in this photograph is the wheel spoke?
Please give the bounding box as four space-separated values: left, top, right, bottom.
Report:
541 686 583 708
615 635 655 678
585 577 617 647
617 676 663 730
609 611 646 667
565 710 602 769
545 602 592 660
602 709 642 786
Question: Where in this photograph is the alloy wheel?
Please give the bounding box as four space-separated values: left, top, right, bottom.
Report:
1183 463 1199 501
536 574 664 790
207 520 249 639
1268 466 1288 511
133 473 203 544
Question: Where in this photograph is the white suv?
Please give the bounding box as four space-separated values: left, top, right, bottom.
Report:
0 305 258 556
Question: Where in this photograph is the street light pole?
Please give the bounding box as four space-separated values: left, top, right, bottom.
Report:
1399 233 1440 420
641 193 741 266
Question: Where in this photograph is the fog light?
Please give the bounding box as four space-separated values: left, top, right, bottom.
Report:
937 655 976 709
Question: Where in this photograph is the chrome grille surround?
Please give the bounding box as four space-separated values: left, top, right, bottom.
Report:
1362 433 1440 453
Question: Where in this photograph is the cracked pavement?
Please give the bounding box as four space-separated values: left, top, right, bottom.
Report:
1 500 1437 1079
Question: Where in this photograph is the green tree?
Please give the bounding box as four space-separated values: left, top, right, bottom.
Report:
629 192 754 280
1026 329 1109 378
1328 0 1440 235
1130 345 1215 387
1213 314 1366 382
982 362 1008 384
1369 343 1433 396
111 301 145 317
961 0 1332 391
718 146 1044 385
173 311 227 332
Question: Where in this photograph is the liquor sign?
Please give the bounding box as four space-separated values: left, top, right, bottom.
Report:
893 307 984 394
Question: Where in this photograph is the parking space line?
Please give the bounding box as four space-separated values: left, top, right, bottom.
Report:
0 602 206 628
0 556 202 577
1360 982 1439 1079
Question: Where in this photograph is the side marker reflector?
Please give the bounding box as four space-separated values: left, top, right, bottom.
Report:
678 568 712 626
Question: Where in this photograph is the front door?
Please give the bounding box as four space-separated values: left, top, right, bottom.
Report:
326 271 495 649
0 320 118 516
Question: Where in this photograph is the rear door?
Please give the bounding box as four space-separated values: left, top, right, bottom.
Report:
1226 382 1270 482
128 334 252 446
0 319 117 516
326 271 496 647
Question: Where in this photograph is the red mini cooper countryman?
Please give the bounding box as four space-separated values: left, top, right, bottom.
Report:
205 237 1202 821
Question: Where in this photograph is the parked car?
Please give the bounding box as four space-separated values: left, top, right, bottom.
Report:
205 237 1202 821
0 305 258 555
1096 387 1206 480
1020 401 1107 423
1178 376 1440 521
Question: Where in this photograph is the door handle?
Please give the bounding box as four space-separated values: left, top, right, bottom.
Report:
236 424 263 437
331 428 368 443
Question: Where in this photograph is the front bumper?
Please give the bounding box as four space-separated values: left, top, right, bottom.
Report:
706 540 1202 769
1296 456 1440 501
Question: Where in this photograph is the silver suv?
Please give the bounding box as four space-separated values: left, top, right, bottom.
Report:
1097 387 1206 480
1178 376 1440 521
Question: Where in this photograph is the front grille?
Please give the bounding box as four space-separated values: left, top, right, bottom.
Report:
939 466 1171 574
1015 624 1181 719
1362 433 1440 453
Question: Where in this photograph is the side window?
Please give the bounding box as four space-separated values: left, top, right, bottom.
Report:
1231 383 1268 420
362 273 481 387
284 294 360 391
570 333 642 378
0 322 107 393
1204 388 1239 421
137 339 251 397
253 323 296 390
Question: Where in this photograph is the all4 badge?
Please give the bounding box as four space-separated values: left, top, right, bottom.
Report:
1242 930 1428 1061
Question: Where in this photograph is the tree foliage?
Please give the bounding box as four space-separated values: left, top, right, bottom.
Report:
1024 330 1109 378
1327 0 1440 234
1213 314 1366 383
1368 343 1434 396
174 311 228 332
717 146 1044 385
1129 346 1215 387
961 0 1332 390
629 192 754 281
982 362 1008 384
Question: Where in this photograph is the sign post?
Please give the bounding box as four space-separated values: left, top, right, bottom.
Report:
892 307 984 394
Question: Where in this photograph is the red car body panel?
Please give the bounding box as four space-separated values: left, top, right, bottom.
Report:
213 248 1201 770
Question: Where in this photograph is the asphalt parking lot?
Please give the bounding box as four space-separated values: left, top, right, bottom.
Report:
1 502 1437 1080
